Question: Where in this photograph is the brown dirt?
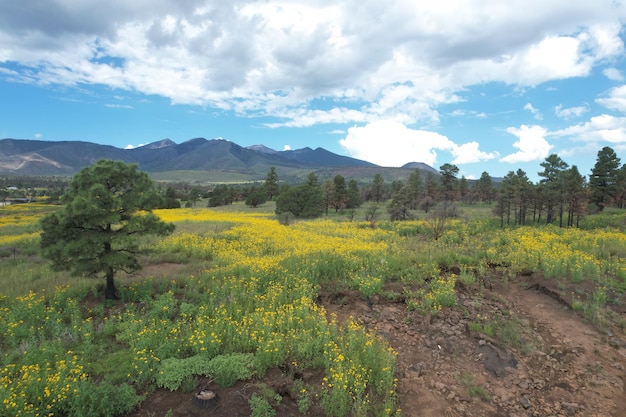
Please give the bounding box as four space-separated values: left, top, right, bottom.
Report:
128 273 626 417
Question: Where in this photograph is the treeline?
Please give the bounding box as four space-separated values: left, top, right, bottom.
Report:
491 147 625 227
224 146 625 228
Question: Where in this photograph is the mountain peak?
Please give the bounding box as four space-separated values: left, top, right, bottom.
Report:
246 144 278 154
139 139 176 150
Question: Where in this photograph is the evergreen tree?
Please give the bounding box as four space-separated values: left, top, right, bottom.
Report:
615 165 626 209
405 169 423 209
589 146 621 211
40 160 175 300
476 171 494 203
388 186 412 220
322 180 334 215
439 163 459 202
347 179 362 209
208 185 235 207
245 187 268 208
275 173 323 218
424 172 439 201
538 154 568 226
264 167 280 200
331 175 348 212
162 186 181 208
459 176 469 201
563 166 588 227
371 174 385 203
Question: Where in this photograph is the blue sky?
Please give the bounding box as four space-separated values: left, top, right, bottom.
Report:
1 1 626 181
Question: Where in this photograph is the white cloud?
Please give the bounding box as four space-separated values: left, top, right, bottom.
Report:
603 67 624 81
552 114 626 144
282 144 291 151
524 103 542 120
34 133 42 139
450 141 499 164
501 125 552 163
596 85 626 112
0 0 624 129
105 103 133 109
554 104 588 119
339 120 496 167
124 143 147 149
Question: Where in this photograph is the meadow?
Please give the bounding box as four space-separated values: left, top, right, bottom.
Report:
0 202 625 417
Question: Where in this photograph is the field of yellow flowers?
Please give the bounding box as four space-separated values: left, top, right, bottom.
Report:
0 204 624 417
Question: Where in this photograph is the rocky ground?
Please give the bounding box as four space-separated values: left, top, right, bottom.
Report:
130 272 626 417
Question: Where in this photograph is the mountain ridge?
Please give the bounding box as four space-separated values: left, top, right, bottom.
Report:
0 138 436 182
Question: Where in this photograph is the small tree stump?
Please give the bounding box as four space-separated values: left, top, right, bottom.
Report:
192 389 218 409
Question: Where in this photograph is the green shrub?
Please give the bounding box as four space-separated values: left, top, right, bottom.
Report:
249 393 275 417
208 353 259 387
156 353 259 391
156 356 206 391
64 380 143 417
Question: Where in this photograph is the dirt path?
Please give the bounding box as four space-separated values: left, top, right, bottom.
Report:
323 275 626 417
500 276 626 417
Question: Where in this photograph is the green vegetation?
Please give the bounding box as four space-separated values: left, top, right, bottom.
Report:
458 373 490 402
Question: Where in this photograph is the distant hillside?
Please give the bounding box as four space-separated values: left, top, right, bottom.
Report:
401 162 440 176
0 137 437 183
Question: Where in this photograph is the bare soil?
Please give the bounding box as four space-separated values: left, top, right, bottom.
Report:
128 272 626 417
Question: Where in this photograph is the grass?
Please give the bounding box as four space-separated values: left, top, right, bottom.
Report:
458 373 490 402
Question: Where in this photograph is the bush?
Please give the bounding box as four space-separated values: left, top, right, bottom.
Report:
65 380 143 417
249 393 276 417
156 353 259 390
208 353 259 387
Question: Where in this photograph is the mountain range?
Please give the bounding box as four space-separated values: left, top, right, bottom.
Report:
0 138 438 183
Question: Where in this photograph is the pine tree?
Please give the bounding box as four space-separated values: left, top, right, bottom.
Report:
40 160 175 300
264 166 280 200
589 146 621 211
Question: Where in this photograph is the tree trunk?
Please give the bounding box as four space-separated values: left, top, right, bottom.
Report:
105 266 118 300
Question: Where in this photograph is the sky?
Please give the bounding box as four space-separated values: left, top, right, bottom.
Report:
1 1 626 181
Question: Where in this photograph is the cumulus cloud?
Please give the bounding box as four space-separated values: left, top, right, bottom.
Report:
552 114 626 144
339 120 496 167
603 68 624 81
596 85 626 112
500 125 552 163
450 142 500 164
0 0 624 129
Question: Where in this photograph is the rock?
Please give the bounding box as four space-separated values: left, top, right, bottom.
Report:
434 381 446 392
520 395 531 409
561 402 580 415
408 362 426 377
608 338 622 349
533 379 545 389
